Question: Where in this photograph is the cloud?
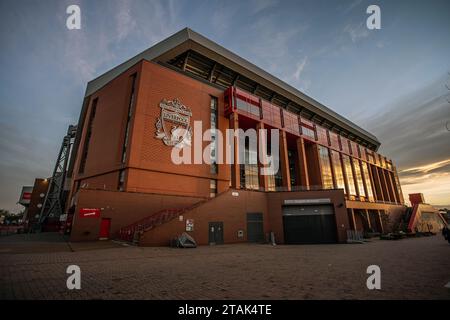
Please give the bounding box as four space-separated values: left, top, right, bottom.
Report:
360 74 450 205
401 159 450 175
343 23 369 43
116 0 137 41
249 0 279 14
342 0 363 14
293 56 308 81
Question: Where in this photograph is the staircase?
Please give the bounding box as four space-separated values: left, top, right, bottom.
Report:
117 207 186 243
116 190 231 244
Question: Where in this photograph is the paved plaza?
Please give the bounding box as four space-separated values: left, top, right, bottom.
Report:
0 233 449 299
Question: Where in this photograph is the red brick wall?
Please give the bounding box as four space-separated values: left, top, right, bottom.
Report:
71 189 203 241
140 190 268 246
126 61 230 197
140 189 350 246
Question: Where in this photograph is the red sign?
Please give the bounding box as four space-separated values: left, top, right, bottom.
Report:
79 208 101 218
22 192 32 200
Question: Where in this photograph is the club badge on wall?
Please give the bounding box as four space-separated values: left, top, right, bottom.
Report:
155 98 192 148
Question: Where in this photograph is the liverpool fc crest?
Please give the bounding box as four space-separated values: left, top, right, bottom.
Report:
155 98 192 148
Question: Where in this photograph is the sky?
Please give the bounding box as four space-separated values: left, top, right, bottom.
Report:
0 0 449 212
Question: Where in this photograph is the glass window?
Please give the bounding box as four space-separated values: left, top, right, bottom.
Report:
342 155 357 195
210 96 218 174
121 74 137 164
236 97 260 118
240 139 260 190
318 146 333 189
353 159 366 197
301 126 315 140
79 98 98 174
362 162 374 201
331 152 345 191
316 126 328 145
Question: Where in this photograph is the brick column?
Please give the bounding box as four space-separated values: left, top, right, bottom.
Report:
378 210 384 233
349 208 357 231
230 113 240 189
280 130 291 191
365 209 372 230
257 122 269 191
296 137 309 190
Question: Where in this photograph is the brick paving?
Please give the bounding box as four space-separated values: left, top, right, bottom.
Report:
0 234 449 300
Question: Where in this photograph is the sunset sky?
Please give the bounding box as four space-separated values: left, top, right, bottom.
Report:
0 0 449 212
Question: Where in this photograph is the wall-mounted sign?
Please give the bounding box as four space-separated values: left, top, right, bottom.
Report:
79 208 101 218
186 219 194 232
284 198 331 205
18 186 33 205
155 98 192 148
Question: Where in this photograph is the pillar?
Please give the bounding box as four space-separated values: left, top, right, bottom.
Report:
365 209 372 230
296 137 309 190
257 122 269 191
377 210 384 233
280 130 291 191
230 113 240 189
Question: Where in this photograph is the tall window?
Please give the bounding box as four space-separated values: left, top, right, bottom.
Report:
79 98 98 174
342 155 357 195
353 159 366 197
288 150 297 187
121 73 137 164
210 96 218 174
318 146 333 189
362 162 374 201
331 152 345 191
239 138 259 190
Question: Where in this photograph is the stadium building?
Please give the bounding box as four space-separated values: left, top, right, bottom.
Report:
65 28 407 245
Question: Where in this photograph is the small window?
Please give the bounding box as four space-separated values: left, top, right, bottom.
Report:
118 170 125 191
210 179 217 198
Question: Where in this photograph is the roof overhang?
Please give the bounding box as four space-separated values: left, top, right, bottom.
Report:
85 28 380 149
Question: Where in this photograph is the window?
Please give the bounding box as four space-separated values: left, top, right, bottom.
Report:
235 97 260 117
362 162 374 201
118 170 125 191
316 126 328 145
300 117 316 140
79 98 98 174
210 179 217 198
318 146 333 189
353 159 366 197
288 150 297 187
342 155 357 195
210 96 218 174
331 152 345 191
240 138 259 190
121 73 137 164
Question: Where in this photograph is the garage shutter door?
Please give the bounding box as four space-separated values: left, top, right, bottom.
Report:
283 205 337 244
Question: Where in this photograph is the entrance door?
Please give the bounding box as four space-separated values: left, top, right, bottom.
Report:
99 218 111 240
208 222 224 245
283 205 337 244
247 213 264 243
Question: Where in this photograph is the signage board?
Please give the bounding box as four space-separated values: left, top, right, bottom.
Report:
186 219 194 231
79 208 101 218
283 198 331 205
